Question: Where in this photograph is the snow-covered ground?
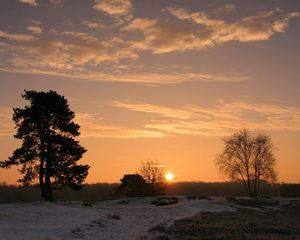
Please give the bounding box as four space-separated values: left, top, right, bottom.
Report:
0 197 235 240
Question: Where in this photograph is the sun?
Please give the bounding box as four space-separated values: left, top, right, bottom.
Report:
164 172 174 182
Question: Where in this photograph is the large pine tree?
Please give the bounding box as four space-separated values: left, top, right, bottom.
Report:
0 90 89 201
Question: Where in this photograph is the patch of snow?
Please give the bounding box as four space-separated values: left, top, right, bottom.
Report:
0 196 235 240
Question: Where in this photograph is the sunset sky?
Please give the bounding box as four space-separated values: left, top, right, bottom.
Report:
0 0 300 184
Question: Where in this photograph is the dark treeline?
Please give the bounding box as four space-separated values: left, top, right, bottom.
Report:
0 181 299 203
0 183 118 203
165 181 282 197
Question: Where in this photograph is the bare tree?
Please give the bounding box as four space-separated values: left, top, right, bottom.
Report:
139 160 165 195
216 129 277 198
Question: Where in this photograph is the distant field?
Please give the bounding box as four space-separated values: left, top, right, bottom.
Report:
0 183 119 203
0 181 283 203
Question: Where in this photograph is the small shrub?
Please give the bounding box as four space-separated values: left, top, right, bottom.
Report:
149 223 167 233
107 214 121 220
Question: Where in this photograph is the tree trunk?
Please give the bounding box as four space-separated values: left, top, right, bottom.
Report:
246 172 254 197
44 142 53 201
39 125 53 201
39 127 47 200
39 160 46 200
255 174 261 198
251 179 258 198
44 173 53 201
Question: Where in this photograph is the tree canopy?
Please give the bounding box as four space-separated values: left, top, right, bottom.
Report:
0 90 89 201
116 174 150 197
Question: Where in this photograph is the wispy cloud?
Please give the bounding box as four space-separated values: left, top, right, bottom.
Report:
0 109 165 139
112 100 300 136
0 107 14 137
75 113 165 138
0 65 248 85
27 19 41 25
49 0 64 7
112 102 197 120
122 7 300 53
83 20 108 29
93 0 132 18
27 26 42 34
62 31 98 43
1 101 300 139
0 31 136 68
0 31 36 42
167 7 300 43
0 4 298 84
18 0 37 6
123 18 198 53
0 27 250 84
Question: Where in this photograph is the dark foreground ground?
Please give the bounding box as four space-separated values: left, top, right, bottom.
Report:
148 198 300 240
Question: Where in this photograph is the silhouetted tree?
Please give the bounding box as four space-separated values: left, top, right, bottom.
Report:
139 160 165 195
216 129 277 198
116 174 150 197
0 90 89 201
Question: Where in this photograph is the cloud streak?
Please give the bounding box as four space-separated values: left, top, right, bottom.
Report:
18 0 37 6
27 26 42 34
123 7 300 53
83 20 108 29
113 100 300 136
0 108 14 137
0 65 248 84
0 4 299 84
1 101 300 139
0 27 250 84
49 0 64 7
93 0 132 17
75 113 165 138
0 31 36 42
